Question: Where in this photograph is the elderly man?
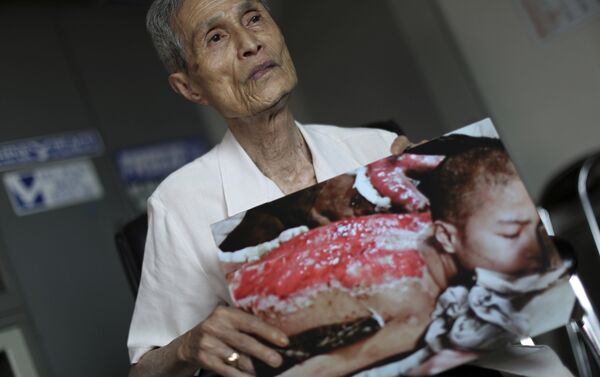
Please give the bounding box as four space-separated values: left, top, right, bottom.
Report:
128 0 408 376
128 0 572 376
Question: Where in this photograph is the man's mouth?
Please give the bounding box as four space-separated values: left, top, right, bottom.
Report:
247 60 277 81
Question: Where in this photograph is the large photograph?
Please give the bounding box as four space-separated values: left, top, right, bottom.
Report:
211 121 574 377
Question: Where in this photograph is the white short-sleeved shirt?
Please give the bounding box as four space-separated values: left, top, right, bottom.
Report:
127 123 398 363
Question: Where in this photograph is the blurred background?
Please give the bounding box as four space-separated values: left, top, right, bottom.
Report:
0 0 598 376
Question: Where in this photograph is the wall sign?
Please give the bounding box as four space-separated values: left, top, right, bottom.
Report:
3 160 103 216
0 130 103 171
114 138 208 212
517 0 600 39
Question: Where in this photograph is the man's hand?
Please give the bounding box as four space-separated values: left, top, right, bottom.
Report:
177 305 288 377
390 136 428 155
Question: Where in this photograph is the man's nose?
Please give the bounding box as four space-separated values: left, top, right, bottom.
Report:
236 29 262 59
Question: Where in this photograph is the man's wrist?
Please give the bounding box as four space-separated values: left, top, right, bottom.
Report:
173 333 191 365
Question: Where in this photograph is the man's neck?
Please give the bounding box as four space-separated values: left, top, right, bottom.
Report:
226 104 317 195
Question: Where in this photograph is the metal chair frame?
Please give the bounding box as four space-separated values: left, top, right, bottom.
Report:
540 154 600 377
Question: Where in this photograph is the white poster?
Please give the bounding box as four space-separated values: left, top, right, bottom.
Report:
518 0 600 39
3 160 104 216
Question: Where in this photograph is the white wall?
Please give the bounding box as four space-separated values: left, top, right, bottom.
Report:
437 0 600 198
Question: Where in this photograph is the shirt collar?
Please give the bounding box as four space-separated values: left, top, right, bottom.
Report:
297 122 362 182
217 122 362 217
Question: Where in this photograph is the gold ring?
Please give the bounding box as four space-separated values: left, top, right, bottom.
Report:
226 351 240 364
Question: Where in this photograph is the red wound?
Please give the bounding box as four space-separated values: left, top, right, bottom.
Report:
367 154 444 212
230 213 432 312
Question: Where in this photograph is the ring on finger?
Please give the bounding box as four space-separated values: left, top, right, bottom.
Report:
226 351 240 366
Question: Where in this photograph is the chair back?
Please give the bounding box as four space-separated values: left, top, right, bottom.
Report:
115 214 148 295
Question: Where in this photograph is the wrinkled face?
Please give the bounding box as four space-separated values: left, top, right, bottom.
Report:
175 0 298 118
455 178 544 275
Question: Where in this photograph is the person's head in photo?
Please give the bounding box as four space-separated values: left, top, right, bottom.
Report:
428 139 549 276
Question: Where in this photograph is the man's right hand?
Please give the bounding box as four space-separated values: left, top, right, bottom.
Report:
177 305 289 377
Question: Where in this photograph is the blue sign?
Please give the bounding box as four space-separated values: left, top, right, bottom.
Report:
114 139 208 184
114 138 209 212
0 130 104 170
3 160 104 216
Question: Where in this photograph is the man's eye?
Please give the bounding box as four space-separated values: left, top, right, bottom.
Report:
209 33 222 43
249 14 261 24
500 232 520 240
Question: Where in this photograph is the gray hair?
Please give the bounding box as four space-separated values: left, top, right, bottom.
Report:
146 0 270 74
146 0 187 73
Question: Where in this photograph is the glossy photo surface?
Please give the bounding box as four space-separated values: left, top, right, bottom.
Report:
211 120 574 377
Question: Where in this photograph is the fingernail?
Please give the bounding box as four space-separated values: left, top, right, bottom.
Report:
269 354 281 367
279 336 289 346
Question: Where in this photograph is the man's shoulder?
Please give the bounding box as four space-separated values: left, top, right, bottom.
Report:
150 146 222 207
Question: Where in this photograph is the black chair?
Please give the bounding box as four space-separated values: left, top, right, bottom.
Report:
360 119 406 136
115 213 148 296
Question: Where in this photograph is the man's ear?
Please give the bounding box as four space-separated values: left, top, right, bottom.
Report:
168 72 209 105
434 220 460 254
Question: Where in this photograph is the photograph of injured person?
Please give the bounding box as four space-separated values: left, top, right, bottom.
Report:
211 122 574 377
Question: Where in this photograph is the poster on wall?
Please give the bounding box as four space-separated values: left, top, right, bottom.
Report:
210 120 575 377
3 159 103 216
0 130 103 171
114 138 209 212
517 0 600 39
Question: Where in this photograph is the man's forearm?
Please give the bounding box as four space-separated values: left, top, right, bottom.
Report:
129 336 198 377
